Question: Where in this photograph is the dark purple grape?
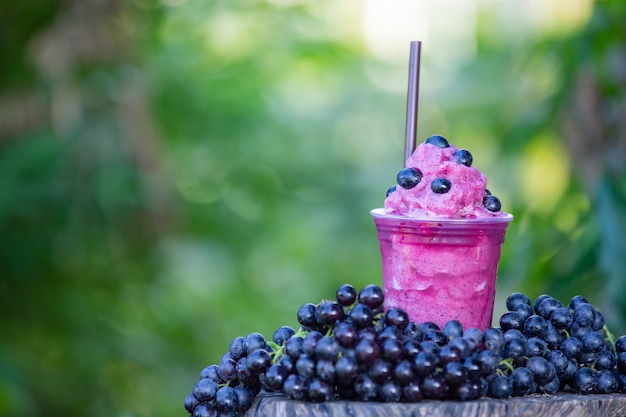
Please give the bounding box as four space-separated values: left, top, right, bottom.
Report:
302 331 323 356
574 303 597 327
358 285 385 310
500 311 524 331
488 375 513 399
503 337 526 360
385 308 410 330
524 315 548 339
354 373 379 401
336 284 357 306
315 301 345 326
370 358 393 383
192 402 217 417
595 350 617 371
525 337 548 357
200 364 222 382
535 296 563 319
423 330 448 347
295 354 316 378
533 295 551 313
277 354 295 374
615 335 626 354
513 303 534 321
511 367 535 396
421 322 441 332
463 357 482 381
477 349 500 376
402 339 421 359
282 374 308 400
453 149 473 167
526 356 556 386
506 292 531 311
596 370 618 394
483 195 501 212
379 380 402 402
228 336 246 360
233 385 254 412
315 359 336 383
334 321 358 348
582 331 606 353
355 338 381 366
568 295 589 310
246 349 271 375
297 303 317 328
392 360 415 386
308 377 333 402
462 328 483 351
537 375 560 394
442 320 464 339
413 351 439 377
431 178 452 194
421 374 448 399
184 392 200 413
443 361 468 387
448 337 471 357
315 336 340 361
503 329 526 343
544 323 564 350
218 357 237 382
284 336 304 359
215 386 237 412
402 382 423 402
245 333 268 355
261 363 288 391
377 325 402 341
592 311 606 331
482 328 504 352
349 303 375 329
546 350 569 378
272 326 295 346
549 310 572 332
335 355 359 386
571 367 597 394
235 357 253 381
570 322 593 340
379 337 403 363
438 344 462 366
425 134 450 148
403 322 423 340
562 358 578 382
397 167 423 189
561 336 583 359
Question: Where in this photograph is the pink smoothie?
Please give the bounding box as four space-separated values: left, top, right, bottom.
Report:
372 136 513 330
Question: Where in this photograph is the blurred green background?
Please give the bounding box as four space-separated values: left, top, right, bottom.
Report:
1 0 625 415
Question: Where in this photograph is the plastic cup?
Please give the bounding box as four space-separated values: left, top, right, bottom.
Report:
371 208 513 331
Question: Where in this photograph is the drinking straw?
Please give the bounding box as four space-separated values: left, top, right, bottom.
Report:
404 41 421 163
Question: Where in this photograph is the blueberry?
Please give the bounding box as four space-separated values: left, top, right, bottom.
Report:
397 167 423 189
506 292 531 311
453 149 473 167
386 185 397 196
483 195 501 212
425 134 450 148
431 178 452 194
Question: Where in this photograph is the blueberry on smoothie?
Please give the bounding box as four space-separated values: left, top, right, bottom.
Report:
453 149 473 167
425 134 450 148
483 195 501 212
431 178 452 194
386 185 397 197
397 168 423 189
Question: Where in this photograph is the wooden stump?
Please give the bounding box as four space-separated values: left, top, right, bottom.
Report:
245 392 626 417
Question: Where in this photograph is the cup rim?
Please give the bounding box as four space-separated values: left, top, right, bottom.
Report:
370 208 514 224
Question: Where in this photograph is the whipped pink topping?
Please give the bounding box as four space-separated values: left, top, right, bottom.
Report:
384 140 506 218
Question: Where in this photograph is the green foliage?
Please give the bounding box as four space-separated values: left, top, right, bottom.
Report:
0 0 625 416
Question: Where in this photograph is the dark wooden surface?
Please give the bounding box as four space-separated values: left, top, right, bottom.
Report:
245 392 626 417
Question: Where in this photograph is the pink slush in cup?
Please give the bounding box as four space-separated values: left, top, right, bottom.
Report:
372 135 513 331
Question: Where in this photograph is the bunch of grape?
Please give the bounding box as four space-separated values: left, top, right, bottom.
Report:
183 284 626 417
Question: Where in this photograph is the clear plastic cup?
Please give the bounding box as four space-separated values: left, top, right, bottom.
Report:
371 208 513 331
